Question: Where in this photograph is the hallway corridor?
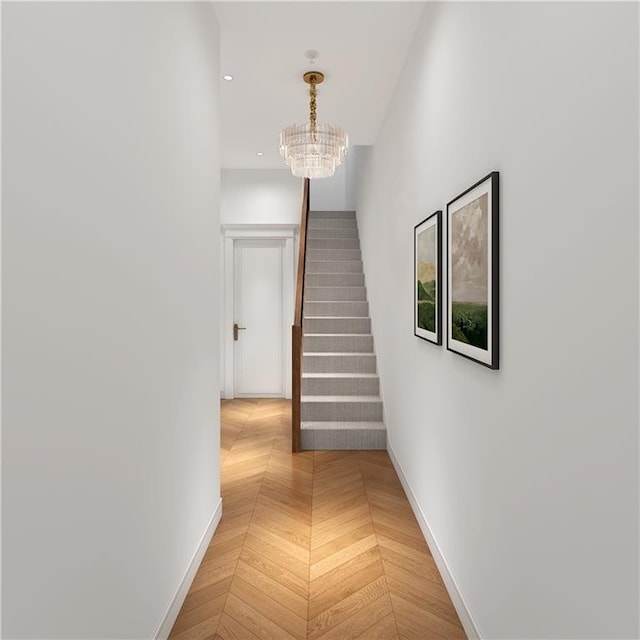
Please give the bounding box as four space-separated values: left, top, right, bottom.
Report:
169 399 465 640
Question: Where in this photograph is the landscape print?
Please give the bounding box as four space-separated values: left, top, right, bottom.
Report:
414 211 441 344
450 193 489 350
417 226 436 331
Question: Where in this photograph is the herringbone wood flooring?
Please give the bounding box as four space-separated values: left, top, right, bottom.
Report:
169 399 466 640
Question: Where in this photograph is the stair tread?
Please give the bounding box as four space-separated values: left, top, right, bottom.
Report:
303 352 375 356
302 395 382 402
302 373 378 378
305 307 366 309
304 338 370 341
301 421 386 431
307 259 361 262
305 316 369 322
304 333 372 338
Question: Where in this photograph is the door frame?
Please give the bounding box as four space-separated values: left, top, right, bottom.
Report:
222 224 297 400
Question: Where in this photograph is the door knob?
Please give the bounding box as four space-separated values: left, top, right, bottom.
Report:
233 323 247 341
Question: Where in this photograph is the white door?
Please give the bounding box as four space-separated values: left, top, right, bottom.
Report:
234 240 284 397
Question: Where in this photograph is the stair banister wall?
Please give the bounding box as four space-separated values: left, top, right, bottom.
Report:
292 177 310 452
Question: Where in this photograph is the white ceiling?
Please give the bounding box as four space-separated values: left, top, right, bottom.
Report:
214 2 424 169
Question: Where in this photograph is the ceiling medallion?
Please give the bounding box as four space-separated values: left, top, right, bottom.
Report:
279 64 348 179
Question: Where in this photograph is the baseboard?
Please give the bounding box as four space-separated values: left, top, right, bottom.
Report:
153 498 223 640
387 443 482 640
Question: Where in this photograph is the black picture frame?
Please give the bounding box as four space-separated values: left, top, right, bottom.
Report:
414 210 442 345
446 172 499 369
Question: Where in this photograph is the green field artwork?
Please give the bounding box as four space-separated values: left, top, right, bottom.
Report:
451 193 489 350
416 225 436 333
451 301 487 349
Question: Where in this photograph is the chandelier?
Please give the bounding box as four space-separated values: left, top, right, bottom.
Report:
279 70 348 179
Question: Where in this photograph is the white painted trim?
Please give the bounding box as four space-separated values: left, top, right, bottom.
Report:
222 224 297 400
0 5 4 636
222 223 298 235
223 236 235 399
387 442 482 640
153 498 223 640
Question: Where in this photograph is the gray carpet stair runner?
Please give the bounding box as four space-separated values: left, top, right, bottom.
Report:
301 210 386 450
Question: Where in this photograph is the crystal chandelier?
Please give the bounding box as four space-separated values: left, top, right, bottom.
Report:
279 71 348 179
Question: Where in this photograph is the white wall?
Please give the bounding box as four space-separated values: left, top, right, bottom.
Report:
357 3 639 639
345 146 363 212
221 169 302 225
2 3 221 638
219 169 302 395
220 158 350 217
309 150 360 211
310 162 347 211
309 156 354 211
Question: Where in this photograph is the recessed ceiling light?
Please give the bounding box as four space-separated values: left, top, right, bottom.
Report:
223 75 233 81
256 152 264 157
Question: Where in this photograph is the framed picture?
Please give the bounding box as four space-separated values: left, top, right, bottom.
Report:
446 172 499 369
414 210 442 345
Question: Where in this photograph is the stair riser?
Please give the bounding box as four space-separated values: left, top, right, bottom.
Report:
304 287 367 302
302 211 386 451
305 261 363 274
304 335 373 353
306 273 365 287
307 229 359 239
303 354 376 374
303 317 371 334
307 249 362 261
309 211 356 219
301 401 383 422
306 239 360 250
304 302 369 317
308 220 357 230
301 428 386 450
302 377 380 396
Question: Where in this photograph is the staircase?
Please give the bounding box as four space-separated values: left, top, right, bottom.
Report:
300 210 386 450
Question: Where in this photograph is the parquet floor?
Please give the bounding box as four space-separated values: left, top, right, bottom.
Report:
169 399 466 640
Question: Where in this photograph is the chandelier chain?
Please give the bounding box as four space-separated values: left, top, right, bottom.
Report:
309 77 317 140
309 82 318 129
